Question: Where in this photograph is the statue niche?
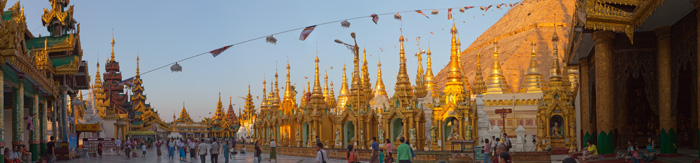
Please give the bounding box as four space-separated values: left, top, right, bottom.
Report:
550 115 564 137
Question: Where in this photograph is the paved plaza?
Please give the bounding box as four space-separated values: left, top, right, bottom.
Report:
58 147 345 163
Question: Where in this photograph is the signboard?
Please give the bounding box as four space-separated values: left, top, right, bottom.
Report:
76 124 101 132
126 131 156 136
68 133 78 151
495 109 512 114
474 146 484 160
102 139 115 149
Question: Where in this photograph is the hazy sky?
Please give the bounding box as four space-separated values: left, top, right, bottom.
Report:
8 0 516 122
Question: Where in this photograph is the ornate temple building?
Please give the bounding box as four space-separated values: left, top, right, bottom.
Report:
202 92 237 138
171 102 208 138
128 56 170 133
1 0 90 161
99 36 130 139
564 0 700 156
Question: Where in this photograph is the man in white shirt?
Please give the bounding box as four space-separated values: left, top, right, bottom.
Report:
315 143 328 163
115 139 122 155
197 139 208 163
210 138 220 163
189 139 197 160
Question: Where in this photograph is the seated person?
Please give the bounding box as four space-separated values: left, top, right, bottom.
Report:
646 137 656 154
582 140 598 161
4 148 14 163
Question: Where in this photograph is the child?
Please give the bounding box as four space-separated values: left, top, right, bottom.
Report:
379 149 385 163
142 143 147 158
632 147 640 163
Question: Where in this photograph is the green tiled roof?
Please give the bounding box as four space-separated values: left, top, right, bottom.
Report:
26 35 72 50
48 56 75 67
1 11 12 21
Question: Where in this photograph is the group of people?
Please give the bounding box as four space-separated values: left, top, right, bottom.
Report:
3 136 56 163
113 137 244 163
617 138 657 162
114 138 149 158
481 133 513 163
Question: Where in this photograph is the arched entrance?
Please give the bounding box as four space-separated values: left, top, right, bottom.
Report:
443 117 457 142
391 118 404 142
344 121 355 146
302 122 309 146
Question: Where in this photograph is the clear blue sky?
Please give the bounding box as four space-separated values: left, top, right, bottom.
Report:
8 0 517 122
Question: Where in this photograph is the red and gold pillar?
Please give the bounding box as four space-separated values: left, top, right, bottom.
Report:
656 26 677 154
592 31 615 154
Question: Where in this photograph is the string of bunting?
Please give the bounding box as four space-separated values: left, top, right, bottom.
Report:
133 1 523 80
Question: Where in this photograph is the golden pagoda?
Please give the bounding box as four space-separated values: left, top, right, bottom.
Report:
472 52 487 95
93 62 109 118
456 34 471 95
370 58 389 112
323 70 330 105
129 56 170 132
328 79 337 111
520 41 547 93
361 49 373 102
390 31 415 109
537 32 575 152
485 41 512 94
413 39 428 98
175 102 194 123
426 23 477 150
336 65 350 110
281 61 297 115
424 47 439 98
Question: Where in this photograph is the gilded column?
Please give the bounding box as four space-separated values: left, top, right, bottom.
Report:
579 58 592 150
696 1 700 158
592 31 615 154
656 26 676 154
12 78 25 145
40 100 47 156
0 65 4 159
60 90 68 141
31 92 39 162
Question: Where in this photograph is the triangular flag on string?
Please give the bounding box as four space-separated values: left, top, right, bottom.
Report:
210 45 232 57
497 3 505 9
299 25 316 41
448 8 453 20
415 10 429 18
480 5 493 12
371 14 379 24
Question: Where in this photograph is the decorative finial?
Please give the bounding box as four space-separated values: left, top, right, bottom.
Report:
110 30 115 61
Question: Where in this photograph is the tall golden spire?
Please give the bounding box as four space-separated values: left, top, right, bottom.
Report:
273 71 280 107
392 30 415 108
324 70 329 102
110 32 115 61
135 56 140 75
424 46 438 98
214 91 225 121
520 41 546 93
309 55 328 112
456 34 471 93
337 64 350 109
361 49 372 101
374 58 388 98
485 41 512 94
414 38 427 98
443 22 467 104
283 60 293 102
473 51 487 94
94 62 102 85
261 79 267 110
347 34 368 111
550 32 562 80
328 78 336 108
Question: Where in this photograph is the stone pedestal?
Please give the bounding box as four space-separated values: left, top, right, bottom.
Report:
592 31 615 154
656 26 677 154
514 125 526 152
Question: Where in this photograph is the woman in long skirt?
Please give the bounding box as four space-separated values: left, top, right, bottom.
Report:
223 142 230 163
168 140 175 159
156 140 163 159
179 141 186 160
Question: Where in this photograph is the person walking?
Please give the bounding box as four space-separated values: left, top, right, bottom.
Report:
396 137 412 163
370 137 379 163
385 139 393 163
210 138 220 163
198 139 208 163
223 141 230 163
142 143 147 158
126 140 132 158
483 139 491 163
269 139 277 162
254 142 262 163
179 139 187 160
168 139 175 159
316 143 328 163
115 138 122 155
47 136 56 163
502 133 511 152
156 140 163 159
189 139 197 160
